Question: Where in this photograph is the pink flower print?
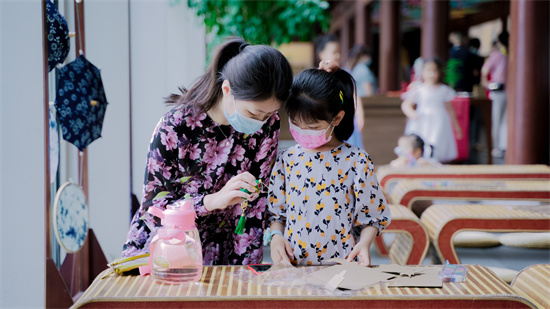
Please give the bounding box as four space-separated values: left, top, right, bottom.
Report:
147 157 161 173
248 197 266 220
255 136 275 162
229 145 246 166
234 229 257 255
238 158 251 174
186 111 206 130
160 126 178 150
158 161 172 179
172 110 184 125
203 175 213 190
203 139 231 168
203 242 220 266
259 159 274 179
248 137 257 149
187 143 202 160
243 248 263 265
186 180 200 194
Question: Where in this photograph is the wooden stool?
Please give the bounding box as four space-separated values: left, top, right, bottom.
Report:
511 264 550 309
421 204 550 264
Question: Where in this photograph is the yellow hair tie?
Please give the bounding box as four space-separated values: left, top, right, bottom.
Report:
339 91 344 104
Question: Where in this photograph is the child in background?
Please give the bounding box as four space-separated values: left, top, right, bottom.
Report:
390 134 440 168
401 58 462 163
265 69 391 266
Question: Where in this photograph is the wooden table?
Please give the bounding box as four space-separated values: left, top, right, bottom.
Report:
71 265 537 308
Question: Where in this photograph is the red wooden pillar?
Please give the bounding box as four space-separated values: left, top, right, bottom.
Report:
379 0 400 93
340 20 350 66
506 0 550 164
421 0 449 61
355 1 373 48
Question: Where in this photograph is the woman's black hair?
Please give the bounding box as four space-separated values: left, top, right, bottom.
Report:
166 37 293 113
314 34 339 56
285 69 356 142
348 44 373 70
407 134 434 158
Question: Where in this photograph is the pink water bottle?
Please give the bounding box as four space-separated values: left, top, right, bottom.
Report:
140 197 203 283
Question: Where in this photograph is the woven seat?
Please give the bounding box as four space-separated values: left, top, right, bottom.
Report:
511 264 550 309
377 164 550 190
375 204 429 265
420 204 550 264
390 179 550 209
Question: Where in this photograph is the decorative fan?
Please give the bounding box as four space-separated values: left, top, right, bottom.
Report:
53 182 89 253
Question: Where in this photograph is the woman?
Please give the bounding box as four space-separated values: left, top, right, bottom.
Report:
121 37 293 265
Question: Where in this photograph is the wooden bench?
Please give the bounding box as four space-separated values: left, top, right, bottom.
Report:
511 264 550 309
420 204 550 264
377 164 550 195
389 179 550 211
375 204 429 265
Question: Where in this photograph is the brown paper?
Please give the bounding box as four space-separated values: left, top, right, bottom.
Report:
305 259 443 290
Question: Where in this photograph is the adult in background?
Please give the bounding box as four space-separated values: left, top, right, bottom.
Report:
482 32 508 158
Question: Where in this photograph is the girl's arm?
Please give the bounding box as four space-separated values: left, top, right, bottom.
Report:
401 98 418 119
346 225 378 266
266 153 293 263
269 221 293 263
445 101 462 139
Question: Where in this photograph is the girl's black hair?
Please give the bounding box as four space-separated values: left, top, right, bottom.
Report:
286 69 356 142
166 37 293 113
407 134 434 158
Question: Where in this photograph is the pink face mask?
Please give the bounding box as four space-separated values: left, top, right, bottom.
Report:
289 121 334 149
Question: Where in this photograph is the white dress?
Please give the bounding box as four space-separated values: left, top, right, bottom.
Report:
404 83 457 163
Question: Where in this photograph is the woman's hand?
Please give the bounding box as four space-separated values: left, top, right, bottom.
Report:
318 59 339 72
271 234 294 264
203 172 259 211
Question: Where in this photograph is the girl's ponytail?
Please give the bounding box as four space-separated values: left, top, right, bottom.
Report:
333 69 357 142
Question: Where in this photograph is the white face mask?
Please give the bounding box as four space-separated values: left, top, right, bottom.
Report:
223 95 268 134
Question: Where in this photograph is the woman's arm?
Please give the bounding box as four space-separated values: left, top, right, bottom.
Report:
445 101 462 140
355 94 365 131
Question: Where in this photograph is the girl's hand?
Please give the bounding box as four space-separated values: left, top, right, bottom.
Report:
203 172 259 211
454 125 463 140
318 59 339 72
346 241 372 266
270 234 294 263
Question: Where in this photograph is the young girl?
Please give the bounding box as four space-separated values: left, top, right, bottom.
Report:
390 134 440 168
401 59 462 163
265 69 391 266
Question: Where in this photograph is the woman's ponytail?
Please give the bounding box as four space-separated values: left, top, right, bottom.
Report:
166 37 292 113
165 37 247 111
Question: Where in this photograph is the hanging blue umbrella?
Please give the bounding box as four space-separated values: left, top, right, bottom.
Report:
46 0 70 71
55 55 108 151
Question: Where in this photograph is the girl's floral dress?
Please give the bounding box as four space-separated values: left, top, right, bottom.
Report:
122 103 280 265
267 143 391 265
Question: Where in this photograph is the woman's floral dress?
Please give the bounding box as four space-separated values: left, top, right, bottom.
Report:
267 143 391 265
122 104 280 265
